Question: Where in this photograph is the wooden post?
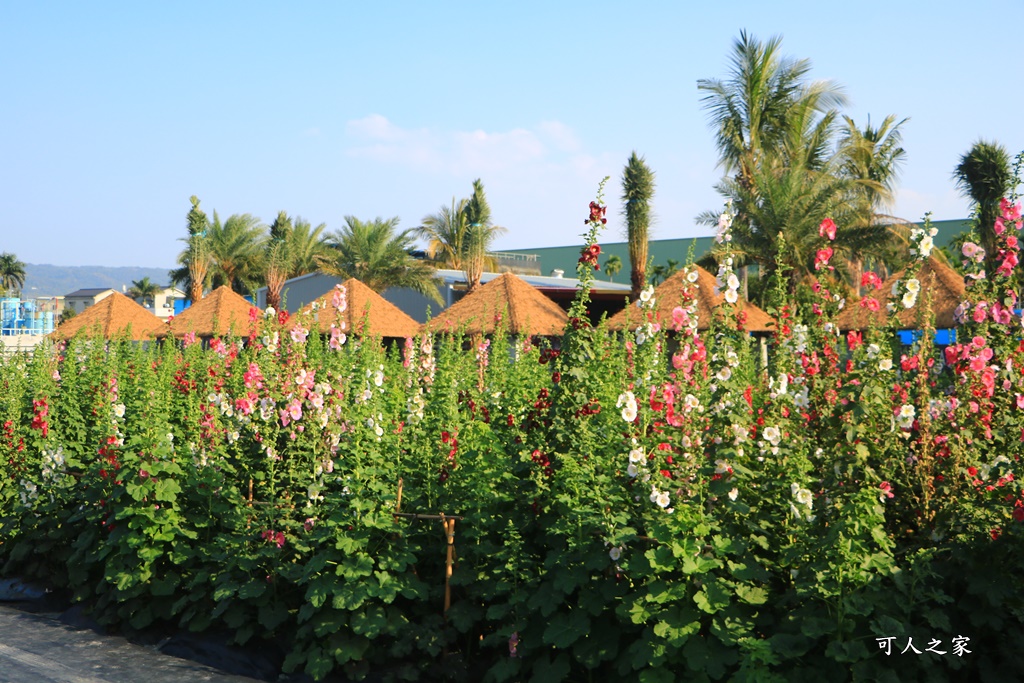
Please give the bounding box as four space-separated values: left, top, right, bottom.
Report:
248 478 253 503
443 517 456 615
395 478 403 513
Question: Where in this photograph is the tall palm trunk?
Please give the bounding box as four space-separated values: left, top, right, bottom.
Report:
622 152 656 302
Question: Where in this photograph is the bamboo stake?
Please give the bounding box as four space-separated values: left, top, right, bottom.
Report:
248 478 253 504
392 512 464 521
443 517 456 615
395 478 403 513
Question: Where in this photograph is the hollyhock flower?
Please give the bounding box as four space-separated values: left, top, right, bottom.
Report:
995 217 1006 236
879 481 894 502
639 285 655 304
329 326 346 349
814 247 833 271
113 403 125 418
290 325 309 344
879 358 893 371
716 367 732 382
860 297 880 312
287 398 303 421
791 483 813 509
974 303 989 323
331 285 348 312
819 217 837 240
655 490 671 508
861 272 882 290
1000 197 1022 221
728 488 739 501
902 291 918 309
724 289 739 304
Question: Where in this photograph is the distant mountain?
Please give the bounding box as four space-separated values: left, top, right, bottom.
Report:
22 264 176 298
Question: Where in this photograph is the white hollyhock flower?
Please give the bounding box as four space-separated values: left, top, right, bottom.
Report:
655 491 671 508
686 270 699 284
728 488 738 501
763 426 782 447
724 289 739 304
629 448 644 464
716 367 732 382
879 358 893 371
902 291 917 309
113 403 125 418
906 278 921 294
609 547 622 561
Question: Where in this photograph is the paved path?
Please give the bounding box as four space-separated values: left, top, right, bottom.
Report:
0 604 266 683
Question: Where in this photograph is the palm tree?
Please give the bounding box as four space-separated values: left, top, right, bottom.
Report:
207 212 265 294
170 196 211 304
462 179 506 291
697 31 847 192
418 198 470 268
838 114 910 291
622 152 656 302
418 179 506 292
127 277 162 308
319 216 443 304
954 140 1012 269
263 212 331 310
0 252 27 294
707 134 897 295
603 254 623 281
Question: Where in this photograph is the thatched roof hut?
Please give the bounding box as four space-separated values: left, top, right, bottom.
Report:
837 257 966 331
606 266 774 333
50 292 165 341
422 272 568 336
165 286 260 338
295 279 421 339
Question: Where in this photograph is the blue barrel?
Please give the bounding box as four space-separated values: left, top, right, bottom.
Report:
43 311 54 334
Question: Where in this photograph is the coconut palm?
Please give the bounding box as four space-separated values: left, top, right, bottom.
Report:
838 114 911 291
263 212 331 310
698 31 847 192
603 254 623 281
127 277 162 308
418 179 505 292
207 212 265 294
622 152 656 301
954 140 1012 269
705 123 899 297
320 216 442 304
0 252 27 294
418 198 470 268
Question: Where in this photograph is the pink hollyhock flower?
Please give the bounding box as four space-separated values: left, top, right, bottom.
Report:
814 247 834 271
287 398 303 421
973 303 988 323
1001 198 1021 220
331 285 348 312
879 481 894 501
291 325 308 344
859 297 880 312
819 217 837 241
329 325 346 350
995 217 1006 236
183 331 197 348
972 335 986 348
671 306 687 329
861 272 882 290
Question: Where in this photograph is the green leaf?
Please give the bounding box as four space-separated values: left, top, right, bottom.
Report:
543 609 590 649
694 580 730 614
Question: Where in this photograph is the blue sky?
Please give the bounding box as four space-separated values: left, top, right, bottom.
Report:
3 1 1023 268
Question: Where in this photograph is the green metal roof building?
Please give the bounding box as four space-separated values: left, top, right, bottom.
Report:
499 218 973 283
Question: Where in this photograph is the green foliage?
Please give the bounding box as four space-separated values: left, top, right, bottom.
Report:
1 190 1024 681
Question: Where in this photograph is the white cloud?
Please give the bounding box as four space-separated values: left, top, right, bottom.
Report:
344 115 592 176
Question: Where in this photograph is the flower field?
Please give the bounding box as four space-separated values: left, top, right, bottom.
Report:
3 196 1024 682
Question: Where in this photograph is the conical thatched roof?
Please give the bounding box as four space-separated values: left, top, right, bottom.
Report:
837 257 966 330
51 292 165 341
607 266 774 333
165 286 260 338
296 279 420 338
423 272 568 336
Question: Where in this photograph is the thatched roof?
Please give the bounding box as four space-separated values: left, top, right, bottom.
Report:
295 279 421 338
423 272 568 336
606 266 774 333
165 286 260 338
50 292 165 341
836 257 966 331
